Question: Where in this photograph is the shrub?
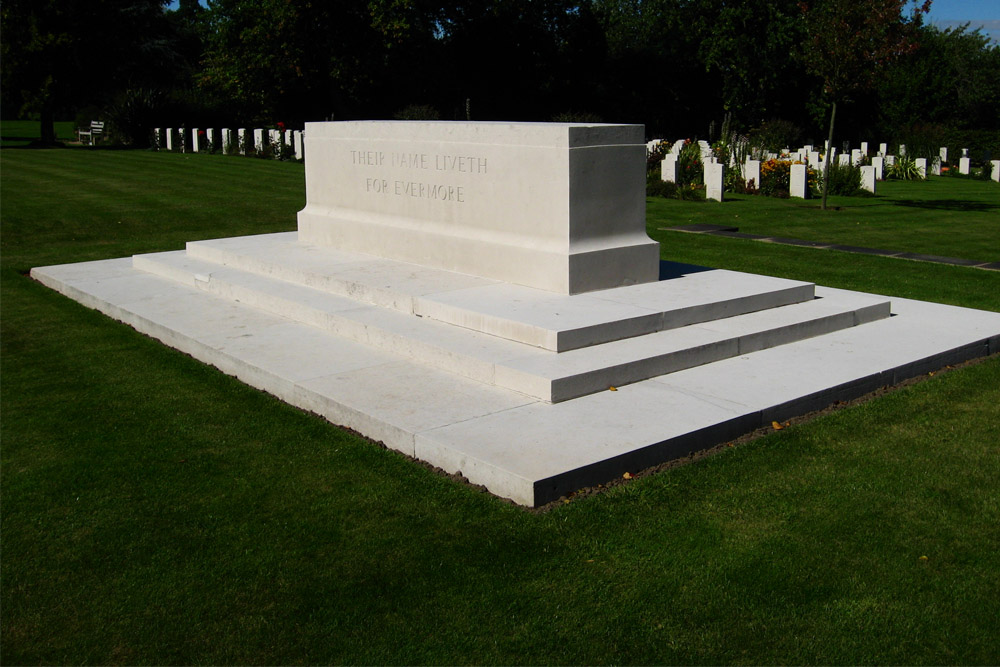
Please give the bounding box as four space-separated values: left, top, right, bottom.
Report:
105 88 163 147
886 154 923 180
646 140 670 172
823 160 865 194
748 119 804 154
394 104 440 120
758 158 820 198
675 139 703 187
551 110 603 123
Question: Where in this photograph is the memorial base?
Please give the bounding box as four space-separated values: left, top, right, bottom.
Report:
32 232 1000 506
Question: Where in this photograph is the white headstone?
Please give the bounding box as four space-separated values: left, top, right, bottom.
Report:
886 155 896 166
166 128 174 151
661 153 678 182
851 149 862 165
293 130 303 160
704 162 724 202
962 148 969 158
222 128 232 153
297 121 660 295
838 153 850 167
744 159 761 190
991 160 1000 183
179 128 187 153
899 143 906 156
237 128 246 155
915 158 927 179
808 151 821 169
860 141 868 156
940 147 948 163
253 129 264 153
932 157 941 176
879 143 887 156
789 163 807 198
959 157 971 174
672 139 685 154
192 128 200 152
872 156 884 180
860 165 876 193
153 128 162 150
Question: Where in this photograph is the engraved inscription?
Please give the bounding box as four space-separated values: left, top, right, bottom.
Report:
352 147 488 203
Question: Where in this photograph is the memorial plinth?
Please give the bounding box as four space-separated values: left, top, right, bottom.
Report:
30 121 1000 506
297 121 661 294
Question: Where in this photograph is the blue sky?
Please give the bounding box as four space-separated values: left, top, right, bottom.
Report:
926 0 1000 42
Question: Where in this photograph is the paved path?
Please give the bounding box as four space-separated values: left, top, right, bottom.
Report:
663 224 1000 271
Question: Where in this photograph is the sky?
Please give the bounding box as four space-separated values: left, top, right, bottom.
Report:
925 0 1000 42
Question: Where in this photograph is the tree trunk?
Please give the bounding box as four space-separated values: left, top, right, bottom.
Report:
821 100 837 211
40 97 56 146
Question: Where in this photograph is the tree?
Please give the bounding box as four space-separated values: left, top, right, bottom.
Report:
692 0 807 130
0 0 173 145
797 0 930 209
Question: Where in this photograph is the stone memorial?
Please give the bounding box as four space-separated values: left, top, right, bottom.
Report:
860 141 868 155
915 158 927 179
789 163 807 198
166 128 174 151
959 156 971 175
661 153 678 182
879 142 887 155
704 162 724 202
940 147 948 163
992 160 1000 183
192 128 200 152
860 165 876 193
299 122 660 294
31 121 1000 507
932 157 942 176
872 156 885 180
293 130 304 160
222 128 233 153
744 159 760 190
253 129 265 153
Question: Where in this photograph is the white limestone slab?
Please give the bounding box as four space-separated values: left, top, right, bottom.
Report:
295 360 535 457
177 233 817 351
131 246 878 403
32 256 1000 507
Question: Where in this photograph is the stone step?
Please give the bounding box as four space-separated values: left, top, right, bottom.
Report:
30 256 1000 507
184 232 816 352
132 249 890 403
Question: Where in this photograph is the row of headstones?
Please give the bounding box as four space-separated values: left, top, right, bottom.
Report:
152 127 305 160
652 140 999 201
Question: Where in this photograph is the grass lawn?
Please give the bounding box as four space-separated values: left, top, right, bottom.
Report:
2 147 999 665
649 177 1000 263
1 120 79 147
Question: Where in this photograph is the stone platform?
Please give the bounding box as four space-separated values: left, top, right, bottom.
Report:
32 232 1000 506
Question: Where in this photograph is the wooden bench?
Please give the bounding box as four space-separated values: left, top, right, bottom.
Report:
78 121 105 145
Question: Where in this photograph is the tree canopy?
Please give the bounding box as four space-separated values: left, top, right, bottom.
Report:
2 0 998 148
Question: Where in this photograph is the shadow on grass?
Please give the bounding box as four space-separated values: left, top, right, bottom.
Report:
893 198 999 212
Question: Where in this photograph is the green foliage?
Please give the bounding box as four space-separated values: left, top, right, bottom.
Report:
675 139 704 187
748 119 804 154
885 154 923 180
105 88 164 148
551 111 603 123
877 25 1000 136
646 140 670 171
393 104 441 120
823 159 865 193
757 158 818 198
